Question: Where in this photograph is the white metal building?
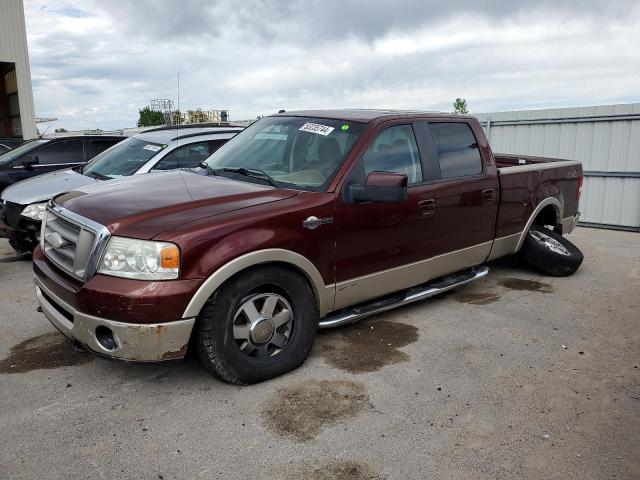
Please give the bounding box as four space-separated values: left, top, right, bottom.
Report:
0 0 37 139
476 104 640 232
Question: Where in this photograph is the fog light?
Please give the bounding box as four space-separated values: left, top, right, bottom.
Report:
95 326 117 351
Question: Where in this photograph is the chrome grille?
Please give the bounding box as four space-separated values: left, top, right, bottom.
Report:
41 205 110 281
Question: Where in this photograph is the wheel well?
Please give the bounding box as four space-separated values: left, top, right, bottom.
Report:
193 261 320 319
532 205 558 228
186 261 321 356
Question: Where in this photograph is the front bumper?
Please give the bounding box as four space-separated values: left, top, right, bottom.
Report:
34 276 195 362
0 201 40 246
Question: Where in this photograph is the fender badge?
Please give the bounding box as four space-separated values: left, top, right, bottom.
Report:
303 216 334 230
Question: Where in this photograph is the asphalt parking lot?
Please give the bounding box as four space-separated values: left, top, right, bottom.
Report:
0 227 639 479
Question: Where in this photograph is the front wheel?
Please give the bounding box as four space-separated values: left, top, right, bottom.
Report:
196 266 318 384
520 225 584 277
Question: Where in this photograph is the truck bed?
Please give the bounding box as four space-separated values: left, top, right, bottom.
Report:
492 153 583 242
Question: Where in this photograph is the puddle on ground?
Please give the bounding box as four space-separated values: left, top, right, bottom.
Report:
262 379 371 442
315 320 418 373
0 332 93 374
497 277 553 293
455 292 502 305
269 460 382 480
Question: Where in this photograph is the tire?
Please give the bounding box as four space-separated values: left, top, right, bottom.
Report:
196 265 318 384
520 225 583 277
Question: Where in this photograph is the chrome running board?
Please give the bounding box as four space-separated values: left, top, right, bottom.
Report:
318 266 489 329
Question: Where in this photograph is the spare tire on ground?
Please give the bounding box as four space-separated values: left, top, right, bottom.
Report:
520 225 584 277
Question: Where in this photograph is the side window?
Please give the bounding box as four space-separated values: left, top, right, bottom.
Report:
429 123 483 179
154 142 210 170
360 124 422 185
35 140 84 165
208 139 226 155
86 139 119 159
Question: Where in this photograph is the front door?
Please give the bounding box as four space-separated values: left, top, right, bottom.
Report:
334 122 438 309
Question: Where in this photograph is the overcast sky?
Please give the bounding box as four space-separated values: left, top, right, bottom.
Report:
23 0 640 131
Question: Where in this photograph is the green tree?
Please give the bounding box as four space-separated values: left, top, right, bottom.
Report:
137 106 165 127
453 98 469 115
54 127 67 133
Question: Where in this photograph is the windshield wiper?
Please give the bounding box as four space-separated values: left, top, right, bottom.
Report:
221 167 278 187
84 170 111 180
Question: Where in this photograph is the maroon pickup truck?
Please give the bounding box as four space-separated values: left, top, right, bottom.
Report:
33 110 584 383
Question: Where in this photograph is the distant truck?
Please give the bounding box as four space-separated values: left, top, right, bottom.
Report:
33 110 583 384
0 126 241 253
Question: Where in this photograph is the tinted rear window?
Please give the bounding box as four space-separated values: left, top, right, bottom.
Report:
429 123 483 179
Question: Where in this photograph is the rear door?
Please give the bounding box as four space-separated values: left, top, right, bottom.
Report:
413 120 498 257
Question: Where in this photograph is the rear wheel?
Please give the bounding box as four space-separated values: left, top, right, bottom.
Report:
196 266 317 384
520 225 583 277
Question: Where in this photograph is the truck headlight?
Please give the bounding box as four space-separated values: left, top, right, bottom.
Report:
21 203 48 221
98 236 180 280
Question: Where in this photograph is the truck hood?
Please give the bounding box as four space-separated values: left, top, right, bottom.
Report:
56 170 298 239
1 169 98 205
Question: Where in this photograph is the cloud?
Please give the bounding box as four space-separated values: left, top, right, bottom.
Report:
22 0 640 131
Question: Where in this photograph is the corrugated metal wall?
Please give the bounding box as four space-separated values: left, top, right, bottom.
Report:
0 0 37 139
476 103 640 231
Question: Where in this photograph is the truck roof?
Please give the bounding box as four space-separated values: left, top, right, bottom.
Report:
273 109 470 123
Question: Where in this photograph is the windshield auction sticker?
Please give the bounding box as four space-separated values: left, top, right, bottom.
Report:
299 122 335 136
143 144 162 152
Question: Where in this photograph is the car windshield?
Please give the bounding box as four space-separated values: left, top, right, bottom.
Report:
0 140 48 166
83 137 165 179
204 116 366 191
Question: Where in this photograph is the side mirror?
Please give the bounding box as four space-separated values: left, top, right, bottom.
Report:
350 171 408 203
19 154 39 169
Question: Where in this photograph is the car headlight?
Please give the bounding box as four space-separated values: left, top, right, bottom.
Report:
98 236 180 280
21 203 47 221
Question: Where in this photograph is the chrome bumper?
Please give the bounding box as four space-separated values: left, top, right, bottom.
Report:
561 212 581 234
34 276 195 362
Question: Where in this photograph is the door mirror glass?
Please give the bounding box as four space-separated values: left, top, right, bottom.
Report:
18 154 39 169
350 171 408 203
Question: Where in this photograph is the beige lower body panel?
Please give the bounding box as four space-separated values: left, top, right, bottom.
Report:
334 241 492 310
561 214 580 234
34 276 195 362
487 232 522 261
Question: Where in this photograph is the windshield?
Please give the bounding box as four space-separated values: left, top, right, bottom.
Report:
0 140 48 166
83 137 165 179
204 116 366 191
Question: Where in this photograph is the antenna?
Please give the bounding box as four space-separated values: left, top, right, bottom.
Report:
176 73 180 148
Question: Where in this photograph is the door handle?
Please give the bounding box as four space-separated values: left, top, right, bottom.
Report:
418 199 436 217
482 189 496 204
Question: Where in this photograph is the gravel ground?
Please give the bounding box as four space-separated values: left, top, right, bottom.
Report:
0 227 638 479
